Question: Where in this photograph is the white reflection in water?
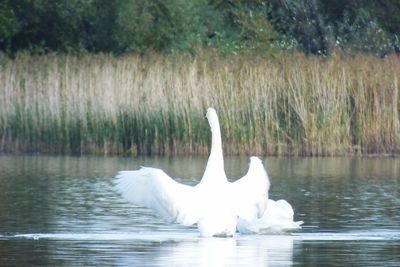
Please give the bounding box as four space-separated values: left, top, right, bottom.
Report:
7 233 294 267
4 230 400 266
118 235 294 267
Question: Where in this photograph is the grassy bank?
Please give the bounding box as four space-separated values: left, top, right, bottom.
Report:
0 52 399 156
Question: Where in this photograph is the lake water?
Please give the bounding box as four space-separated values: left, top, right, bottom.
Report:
0 155 399 266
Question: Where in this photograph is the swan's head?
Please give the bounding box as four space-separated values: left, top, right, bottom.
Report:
206 107 217 119
206 108 219 129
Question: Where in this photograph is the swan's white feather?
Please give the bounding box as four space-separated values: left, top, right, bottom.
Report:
115 167 201 226
230 157 270 222
237 199 304 235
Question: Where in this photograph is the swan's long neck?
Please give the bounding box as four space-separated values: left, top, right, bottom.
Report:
201 108 227 184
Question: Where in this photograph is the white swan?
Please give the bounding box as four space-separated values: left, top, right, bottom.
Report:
115 108 269 237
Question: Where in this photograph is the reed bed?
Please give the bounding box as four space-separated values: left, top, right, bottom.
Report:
0 52 399 156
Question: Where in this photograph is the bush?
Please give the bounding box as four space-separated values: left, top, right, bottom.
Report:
335 9 398 56
210 0 279 54
115 0 197 53
0 0 17 51
269 0 333 55
0 0 399 56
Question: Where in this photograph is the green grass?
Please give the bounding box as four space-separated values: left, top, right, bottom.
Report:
0 52 399 156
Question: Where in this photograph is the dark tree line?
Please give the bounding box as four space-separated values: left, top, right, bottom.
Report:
0 0 399 55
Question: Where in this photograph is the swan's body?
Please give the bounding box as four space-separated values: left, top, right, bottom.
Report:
116 108 269 237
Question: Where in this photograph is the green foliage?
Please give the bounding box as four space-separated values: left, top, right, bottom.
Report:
335 9 397 56
210 0 279 54
83 0 120 53
115 0 203 53
0 0 281 55
0 0 399 55
7 0 91 53
0 0 17 51
269 0 332 55
319 0 400 55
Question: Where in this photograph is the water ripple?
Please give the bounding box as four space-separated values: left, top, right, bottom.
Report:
2 230 400 242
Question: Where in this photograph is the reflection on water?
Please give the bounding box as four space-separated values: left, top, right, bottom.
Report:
0 155 400 266
116 235 294 267
1 232 294 266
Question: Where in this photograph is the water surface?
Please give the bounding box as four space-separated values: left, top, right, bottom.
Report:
0 156 399 266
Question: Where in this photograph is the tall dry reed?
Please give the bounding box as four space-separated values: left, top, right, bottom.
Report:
0 52 399 156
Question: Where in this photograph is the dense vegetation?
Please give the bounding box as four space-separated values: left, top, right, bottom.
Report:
1 52 399 156
0 0 399 56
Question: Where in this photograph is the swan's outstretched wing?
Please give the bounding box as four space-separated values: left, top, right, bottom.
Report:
115 167 200 226
230 157 270 221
